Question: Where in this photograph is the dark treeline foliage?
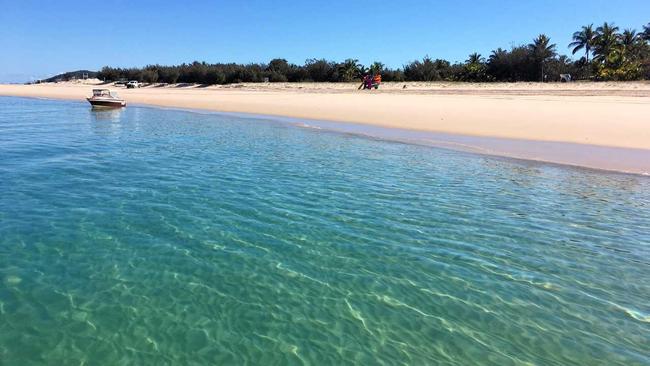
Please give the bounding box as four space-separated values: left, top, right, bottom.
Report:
43 70 97 82
97 21 650 84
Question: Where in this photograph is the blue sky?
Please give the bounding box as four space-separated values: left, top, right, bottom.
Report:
1 0 649 82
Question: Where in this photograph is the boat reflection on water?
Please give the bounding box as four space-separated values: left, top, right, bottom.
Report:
89 108 124 137
90 107 123 122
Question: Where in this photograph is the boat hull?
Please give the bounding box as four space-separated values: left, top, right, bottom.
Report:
87 99 126 108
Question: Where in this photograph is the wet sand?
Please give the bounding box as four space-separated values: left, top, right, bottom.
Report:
1 81 649 174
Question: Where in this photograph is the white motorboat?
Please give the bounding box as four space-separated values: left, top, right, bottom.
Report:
87 89 126 108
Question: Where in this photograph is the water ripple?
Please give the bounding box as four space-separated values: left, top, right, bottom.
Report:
1 97 649 365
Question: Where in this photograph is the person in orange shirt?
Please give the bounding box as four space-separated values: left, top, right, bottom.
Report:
372 74 382 89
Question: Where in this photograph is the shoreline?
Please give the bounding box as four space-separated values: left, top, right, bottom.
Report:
289 119 650 176
123 103 650 176
1 82 649 175
9 95 649 176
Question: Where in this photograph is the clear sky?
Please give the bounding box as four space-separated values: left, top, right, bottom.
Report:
1 0 649 82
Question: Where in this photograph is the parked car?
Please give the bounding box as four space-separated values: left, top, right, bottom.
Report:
114 79 128 86
126 81 141 88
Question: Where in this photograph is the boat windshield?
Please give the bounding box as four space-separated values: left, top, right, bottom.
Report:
92 89 119 98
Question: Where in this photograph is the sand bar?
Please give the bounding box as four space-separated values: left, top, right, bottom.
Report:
1 81 649 174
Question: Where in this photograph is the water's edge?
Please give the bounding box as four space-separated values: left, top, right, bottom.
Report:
4 95 649 176
132 101 650 177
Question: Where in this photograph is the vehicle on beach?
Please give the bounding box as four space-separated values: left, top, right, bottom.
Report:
126 80 141 88
86 89 126 108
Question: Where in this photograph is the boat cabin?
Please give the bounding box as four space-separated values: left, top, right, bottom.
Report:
92 89 120 98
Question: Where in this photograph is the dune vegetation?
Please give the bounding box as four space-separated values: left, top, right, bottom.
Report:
87 22 649 85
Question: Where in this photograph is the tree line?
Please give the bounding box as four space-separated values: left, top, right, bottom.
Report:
97 22 650 84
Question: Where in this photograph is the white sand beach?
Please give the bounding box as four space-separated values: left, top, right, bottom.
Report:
2 80 649 174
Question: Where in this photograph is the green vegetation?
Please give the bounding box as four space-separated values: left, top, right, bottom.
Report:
95 21 649 84
40 70 97 83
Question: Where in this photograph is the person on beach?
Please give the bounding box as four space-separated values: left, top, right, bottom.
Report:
358 73 381 90
361 74 373 90
372 74 382 89
365 75 374 90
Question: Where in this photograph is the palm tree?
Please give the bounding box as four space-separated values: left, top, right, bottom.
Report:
488 48 507 64
338 59 362 81
528 34 557 81
487 48 509 80
594 22 621 63
569 24 596 63
461 53 486 81
369 62 384 75
466 53 484 64
641 23 650 41
621 29 638 46
529 34 557 59
621 29 647 61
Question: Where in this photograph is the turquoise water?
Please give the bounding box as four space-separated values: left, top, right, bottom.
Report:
1 97 649 365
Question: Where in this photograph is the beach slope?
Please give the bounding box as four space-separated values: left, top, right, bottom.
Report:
1 81 649 174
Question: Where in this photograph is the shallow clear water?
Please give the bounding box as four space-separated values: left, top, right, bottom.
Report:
1 97 649 365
